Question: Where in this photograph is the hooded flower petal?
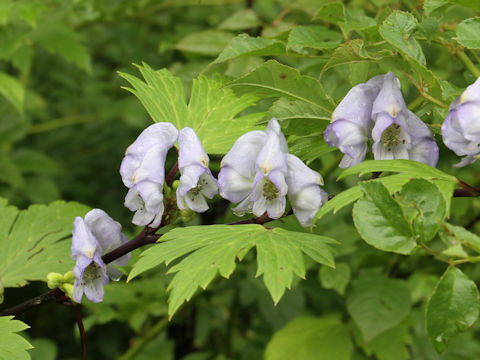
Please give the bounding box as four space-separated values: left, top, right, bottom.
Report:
251 131 288 218
71 217 108 303
84 209 131 279
120 123 178 226
266 118 288 153
218 130 266 206
285 154 327 227
176 127 218 213
442 78 480 167
324 78 382 168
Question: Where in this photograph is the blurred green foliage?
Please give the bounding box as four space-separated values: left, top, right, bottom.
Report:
3 0 480 359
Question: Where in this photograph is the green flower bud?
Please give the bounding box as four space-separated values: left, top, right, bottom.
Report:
47 272 64 289
61 283 74 300
172 180 181 191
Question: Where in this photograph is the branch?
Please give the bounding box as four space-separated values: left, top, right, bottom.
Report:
454 179 480 197
72 303 87 360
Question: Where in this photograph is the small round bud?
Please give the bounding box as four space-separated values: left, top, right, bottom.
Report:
61 283 74 300
63 271 75 284
172 180 181 190
47 272 64 289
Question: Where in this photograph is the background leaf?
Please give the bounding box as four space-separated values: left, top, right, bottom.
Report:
265 317 352 360
347 270 412 341
426 266 480 351
455 17 480 49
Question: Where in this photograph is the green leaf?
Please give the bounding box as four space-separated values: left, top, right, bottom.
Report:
320 39 387 77
455 17 480 49
228 60 334 114
0 198 90 288
218 9 261 30
347 270 412 341
128 225 336 317
353 181 416 254
33 22 91 72
265 317 352 360
426 267 480 351
120 63 261 154
213 34 285 64
267 97 330 126
338 9 376 36
0 72 24 114
442 223 480 254
313 2 345 23
287 25 342 53
424 0 449 15
0 316 32 360
319 262 351 295
355 321 411 360
175 30 235 56
379 11 426 66
288 136 335 165
400 179 446 242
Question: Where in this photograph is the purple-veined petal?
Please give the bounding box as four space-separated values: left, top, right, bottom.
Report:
408 137 439 167
454 155 477 168
221 130 267 176
218 166 253 203
371 71 406 120
266 118 288 153
324 119 368 160
84 209 128 255
71 217 100 260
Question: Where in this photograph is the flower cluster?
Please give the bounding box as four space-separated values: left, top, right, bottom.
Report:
71 209 130 303
442 77 480 167
120 123 218 227
324 72 439 168
219 118 327 227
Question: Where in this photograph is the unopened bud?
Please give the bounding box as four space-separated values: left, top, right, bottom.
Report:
172 180 181 191
47 272 64 289
61 283 74 300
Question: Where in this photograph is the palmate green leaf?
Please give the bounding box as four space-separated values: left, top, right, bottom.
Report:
264 317 352 360
338 8 376 36
423 0 449 15
287 25 343 53
0 72 24 114
128 225 336 317
0 198 89 289
353 181 416 254
401 179 446 242
119 63 262 154
212 34 285 64
347 270 412 341
379 11 426 66
426 267 480 351
314 160 457 223
228 60 334 114
0 316 32 360
455 18 480 49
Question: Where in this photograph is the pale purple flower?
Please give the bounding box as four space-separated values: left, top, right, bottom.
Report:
176 127 218 212
371 73 438 167
218 130 267 214
120 123 178 227
442 77 480 167
285 154 327 227
71 209 130 303
324 76 383 168
251 130 289 218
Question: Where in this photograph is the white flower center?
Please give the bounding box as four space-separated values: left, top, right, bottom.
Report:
263 178 279 200
381 124 402 148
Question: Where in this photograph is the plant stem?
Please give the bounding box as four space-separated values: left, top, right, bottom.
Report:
458 51 480 78
72 303 87 360
119 318 169 360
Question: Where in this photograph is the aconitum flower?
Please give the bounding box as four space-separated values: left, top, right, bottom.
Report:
285 154 328 227
219 118 327 225
324 71 438 168
176 127 218 212
442 77 480 167
71 209 129 303
371 72 438 166
324 76 383 168
218 130 268 214
120 123 178 227
251 130 289 218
